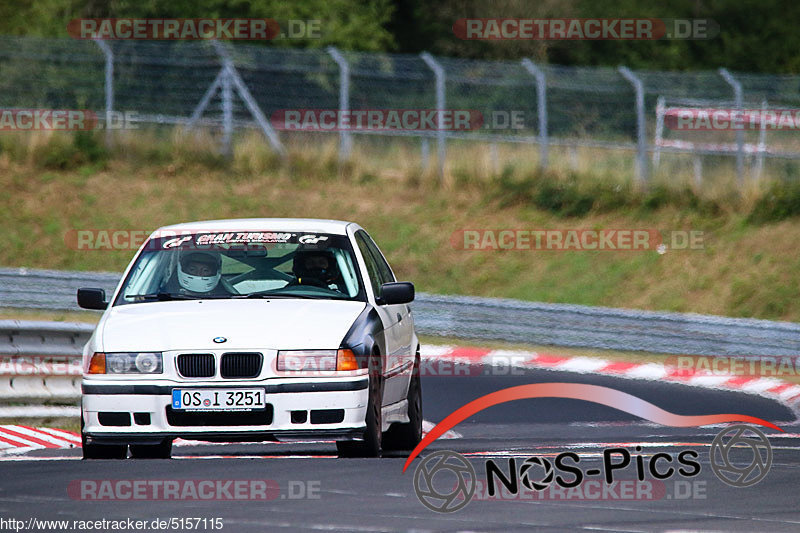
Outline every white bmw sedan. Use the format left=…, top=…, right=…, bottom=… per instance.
left=77, top=219, right=421, bottom=459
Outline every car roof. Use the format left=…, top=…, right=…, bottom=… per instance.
left=155, top=218, right=356, bottom=236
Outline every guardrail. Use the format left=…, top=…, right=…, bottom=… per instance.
left=0, top=319, right=90, bottom=416
left=0, top=268, right=120, bottom=312
left=416, top=293, right=800, bottom=357
left=3, top=267, right=800, bottom=356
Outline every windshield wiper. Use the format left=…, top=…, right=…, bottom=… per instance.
left=242, top=292, right=322, bottom=300
left=127, top=292, right=197, bottom=301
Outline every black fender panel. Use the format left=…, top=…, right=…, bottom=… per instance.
left=340, top=305, right=387, bottom=372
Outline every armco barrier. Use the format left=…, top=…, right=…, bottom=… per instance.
left=0, top=320, right=90, bottom=409
left=0, top=268, right=120, bottom=312
left=0, top=319, right=93, bottom=357
left=3, top=267, right=799, bottom=356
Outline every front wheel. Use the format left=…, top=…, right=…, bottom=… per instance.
left=338, top=359, right=382, bottom=458
left=81, top=416, right=127, bottom=459
left=383, top=359, right=422, bottom=451
left=82, top=435, right=128, bottom=459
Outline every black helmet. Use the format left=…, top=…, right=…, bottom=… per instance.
left=292, top=250, right=338, bottom=285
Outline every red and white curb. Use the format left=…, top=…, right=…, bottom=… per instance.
left=0, top=423, right=457, bottom=455
left=421, top=346, right=800, bottom=417
left=0, top=425, right=81, bottom=454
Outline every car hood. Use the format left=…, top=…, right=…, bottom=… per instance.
left=97, top=299, right=366, bottom=352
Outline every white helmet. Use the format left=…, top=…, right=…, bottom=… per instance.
left=177, top=251, right=221, bottom=293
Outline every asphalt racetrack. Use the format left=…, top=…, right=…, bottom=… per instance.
left=2, top=366, right=799, bottom=532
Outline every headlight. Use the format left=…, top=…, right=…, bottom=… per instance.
left=135, top=352, right=161, bottom=373
left=88, top=352, right=163, bottom=374
left=277, top=349, right=359, bottom=372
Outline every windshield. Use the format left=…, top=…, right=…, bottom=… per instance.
left=113, top=231, right=364, bottom=305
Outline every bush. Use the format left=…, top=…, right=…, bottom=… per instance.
left=749, top=180, right=800, bottom=223
left=73, top=131, right=107, bottom=164
left=533, top=179, right=595, bottom=217
left=490, top=167, right=732, bottom=218
left=494, top=169, right=629, bottom=217
left=33, top=132, right=107, bottom=170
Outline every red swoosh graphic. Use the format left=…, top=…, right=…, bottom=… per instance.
left=403, top=382, right=783, bottom=472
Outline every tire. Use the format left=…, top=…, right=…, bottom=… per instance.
left=383, top=356, right=423, bottom=451
left=82, top=435, right=128, bottom=459
left=81, top=416, right=127, bottom=459
left=338, top=353, right=382, bottom=458
left=130, top=439, right=173, bottom=459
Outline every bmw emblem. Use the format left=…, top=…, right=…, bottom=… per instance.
left=213, top=337, right=227, bottom=344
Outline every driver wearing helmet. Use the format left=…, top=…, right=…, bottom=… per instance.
left=166, top=250, right=229, bottom=296
left=289, top=250, right=341, bottom=290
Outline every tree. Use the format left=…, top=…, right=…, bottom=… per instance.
left=0, top=0, right=396, bottom=51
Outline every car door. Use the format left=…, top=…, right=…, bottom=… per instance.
left=356, top=230, right=414, bottom=405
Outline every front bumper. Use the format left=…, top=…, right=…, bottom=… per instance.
left=82, top=375, right=369, bottom=444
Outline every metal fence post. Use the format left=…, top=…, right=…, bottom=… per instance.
left=211, top=41, right=235, bottom=157
left=211, top=41, right=285, bottom=158
left=421, top=52, right=446, bottom=184
left=227, top=66, right=286, bottom=157
left=220, top=62, right=233, bottom=158
left=754, top=100, right=767, bottom=181
left=327, top=47, right=352, bottom=162
left=187, top=70, right=224, bottom=130
left=521, top=59, right=548, bottom=169
left=693, top=156, right=703, bottom=188
left=421, top=138, right=430, bottom=171
left=618, top=67, right=648, bottom=185
left=653, top=96, right=665, bottom=169
left=93, top=39, right=113, bottom=146
left=568, top=146, right=579, bottom=170
left=719, top=68, right=744, bottom=184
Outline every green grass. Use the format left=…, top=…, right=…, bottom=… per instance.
left=0, top=417, right=80, bottom=432
left=2, top=129, right=800, bottom=321
left=0, top=308, right=99, bottom=323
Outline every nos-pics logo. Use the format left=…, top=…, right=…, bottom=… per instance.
left=413, top=425, right=773, bottom=513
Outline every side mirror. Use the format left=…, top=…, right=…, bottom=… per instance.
left=77, top=288, right=108, bottom=310
left=378, top=282, right=414, bottom=305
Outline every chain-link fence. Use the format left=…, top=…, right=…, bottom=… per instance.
left=2, top=36, right=800, bottom=184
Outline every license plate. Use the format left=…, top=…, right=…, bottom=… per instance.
left=172, top=389, right=266, bottom=411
